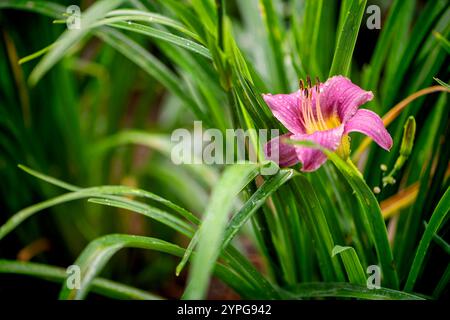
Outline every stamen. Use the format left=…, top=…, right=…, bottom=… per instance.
left=305, top=98, right=315, bottom=132
left=297, top=83, right=307, bottom=129
left=315, top=96, right=327, bottom=130
left=298, top=100, right=306, bottom=127
left=299, top=79, right=304, bottom=91
left=297, top=76, right=340, bottom=134
left=300, top=97, right=309, bottom=130
left=315, top=77, right=320, bottom=93
left=302, top=98, right=311, bottom=126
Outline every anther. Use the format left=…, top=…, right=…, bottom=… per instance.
left=306, top=75, right=312, bottom=89
left=299, top=79, right=304, bottom=91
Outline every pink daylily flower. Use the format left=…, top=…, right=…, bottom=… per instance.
left=263, top=75, right=392, bottom=172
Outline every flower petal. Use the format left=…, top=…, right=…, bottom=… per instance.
left=344, top=109, right=393, bottom=151
left=263, top=92, right=305, bottom=134
left=264, top=134, right=300, bottom=167
left=292, top=125, right=344, bottom=172
left=320, top=76, right=373, bottom=122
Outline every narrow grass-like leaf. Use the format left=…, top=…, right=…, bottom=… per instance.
left=292, top=175, right=345, bottom=282
left=18, top=43, right=55, bottom=65
left=362, top=0, right=413, bottom=96
left=0, top=0, right=64, bottom=19
left=281, top=282, right=425, bottom=300
left=287, top=137, right=398, bottom=288
left=434, top=77, right=450, bottom=90
left=17, top=164, right=199, bottom=224
left=327, top=153, right=400, bottom=289
left=332, top=245, right=366, bottom=285
left=428, top=224, right=450, bottom=256
left=329, top=0, right=367, bottom=77
left=275, top=144, right=346, bottom=281
left=91, top=130, right=218, bottom=187
left=0, top=184, right=198, bottom=240
left=182, top=163, right=261, bottom=299
left=381, top=0, right=447, bottom=109
left=29, top=0, right=126, bottom=85
left=95, top=28, right=209, bottom=126
left=16, top=166, right=276, bottom=297
left=105, top=9, right=201, bottom=41
left=221, top=169, right=296, bottom=250
left=297, top=0, right=326, bottom=78
left=0, top=1, right=212, bottom=124
left=433, top=264, right=450, bottom=299
left=18, top=164, right=79, bottom=191
left=57, top=234, right=252, bottom=300
left=433, top=31, right=450, bottom=53
left=96, top=20, right=211, bottom=59
left=404, top=187, right=450, bottom=291
left=393, top=94, right=449, bottom=276
left=259, top=0, right=288, bottom=91
left=0, top=259, right=162, bottom=300
left=88, top=197, right=194, bottom=237
left=160, top=0, right=206, bottom=42
left=191, top=0, right=216, bottom=34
